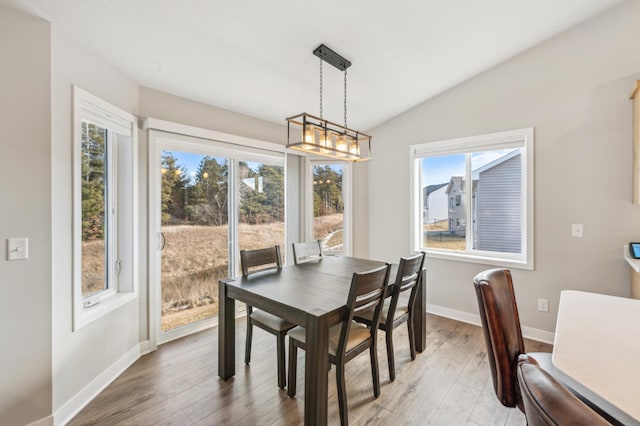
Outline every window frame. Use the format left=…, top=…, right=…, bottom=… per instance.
left=410, top=127, right=534, bottom=270
left=72, top=86, right=138, bottom=330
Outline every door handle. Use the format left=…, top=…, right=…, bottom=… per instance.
left=160, top=232, right=166, bottom=251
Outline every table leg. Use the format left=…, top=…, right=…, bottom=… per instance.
left=218, top=279, right=236, bottom=380
left=304, top=314, right=329, bottom=425
left=413, top=268, right=427, bottom=352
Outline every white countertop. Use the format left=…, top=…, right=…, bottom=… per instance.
left=552, top=290, right=640, bottom=425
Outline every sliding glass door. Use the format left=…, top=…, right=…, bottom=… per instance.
left=150, top=129, right=285, bottom=345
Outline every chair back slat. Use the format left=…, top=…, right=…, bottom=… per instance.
left=240, top=246, right=282, bottom=277
left=292, top=240, right=323, bottom=265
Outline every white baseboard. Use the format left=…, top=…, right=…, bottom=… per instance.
left=54, top=341, right=150, bottom=426
left=427, top=303, right=555, bottom=345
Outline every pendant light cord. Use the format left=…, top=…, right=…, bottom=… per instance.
left=344, top=68, right=348, bottom=128
left=319, top=57, right=323, bottom=120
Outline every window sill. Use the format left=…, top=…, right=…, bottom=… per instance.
left=425, top=249, right=533, bottom=271
left=73, top=292, right=137, bottom=331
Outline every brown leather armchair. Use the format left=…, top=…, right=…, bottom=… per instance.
left=517, top=355, right=611, bottom=425
left=473, top=268, right=553, bottom=411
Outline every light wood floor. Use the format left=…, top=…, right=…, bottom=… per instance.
left=69, top=314, right=551, bottom=425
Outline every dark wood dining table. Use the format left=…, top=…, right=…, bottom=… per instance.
left=218, top=255, right=426, bottom=426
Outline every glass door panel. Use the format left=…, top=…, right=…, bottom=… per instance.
left=238, top=161, right=285, bottom=255
left=160, top=150, right=229, bottom=332
left=313, top=164, right=344, bottom=253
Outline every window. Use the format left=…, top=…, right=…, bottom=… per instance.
left=411, top=128, right=534, bottom=269
left=310, top=161, right=352, bottom=255
left=73, top=87, right=138, bottom=330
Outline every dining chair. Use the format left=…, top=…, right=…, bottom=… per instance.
left=354, top=252, right=425, bottom=381
left=240, top=245, right=295, bottom=389
left=473, top=268, right=554, bottom=411
left=292, top=239, right=323, bottom=265
left=517, top=354, right=611, bottom=425
left=287, top=263, right=391, bottom=426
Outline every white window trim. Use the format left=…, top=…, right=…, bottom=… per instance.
left=410, top=127, right=534, bottom=270
left=72, top=86, right=139, bottom=330
left=307, top=158, right=353, bottom=256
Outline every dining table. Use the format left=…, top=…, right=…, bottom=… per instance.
left=218, top=255, right=426, bottom=426
left=552, top=290, right=640, bottom=425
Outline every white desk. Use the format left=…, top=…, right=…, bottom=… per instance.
left=553, top=290, right=640, bottom=425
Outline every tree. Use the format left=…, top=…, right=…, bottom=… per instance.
left=188, top=156, right=229, bottom=225
left=161, top=152, right=189, bottom=224
left=313, top=165, right=343, bottom=217
left=81, top=123, right=106, bottom=240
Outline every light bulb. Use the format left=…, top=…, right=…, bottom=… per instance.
left=350, top=141, right=360, bottom=156
left=336, top=136, right=347, bottom=153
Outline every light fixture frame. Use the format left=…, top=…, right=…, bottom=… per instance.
left=286, top=44, right=371, bottom=162
left=286, top=112, right=372, bottom=162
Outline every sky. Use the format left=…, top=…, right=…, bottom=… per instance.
left=422, top=148, right=518, bottom=187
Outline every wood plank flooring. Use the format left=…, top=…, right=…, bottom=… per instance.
left=68, top=314, right=551, bottom=425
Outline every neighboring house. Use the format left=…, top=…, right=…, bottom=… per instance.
left=423, top=183, right=448, bottom=226
left=472, top=151, right=522, bottom=253
left=444, top=150, right=522, bottom=250
left=446, top=176, right=467, bottom=236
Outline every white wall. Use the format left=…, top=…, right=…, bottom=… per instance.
left=0, top=7, right=52, bottom=426
left=51, top=27, right=141, bottom=419
left=368, top=0, right=640, bottom=334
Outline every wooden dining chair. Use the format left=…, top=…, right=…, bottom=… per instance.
left=240, top=245, right=295, bottom=389
left=517, top=354, right=611, bottom=425
left=287, top=263, right=391, bottom=426
left=354, top=252, right=425, bottom=381
left=292, top=240, right=323, bottom=265
left=473, top=268, right=554, bottom=411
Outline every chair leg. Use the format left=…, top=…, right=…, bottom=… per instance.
left=336, top=362, right=349, bottom=426
left=245, top=317, right=253, bottom=365
left=386, top=330, right=396, bottom=381
left=370, top=343, right=381, bottom=398
left=287, top=339, right=297, bottom=398
left=276, top=332, right=286, bottom=389
left=407, top=317, right=416, bottom=360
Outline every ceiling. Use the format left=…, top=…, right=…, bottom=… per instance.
left=0, top=0, right=625, bottom=130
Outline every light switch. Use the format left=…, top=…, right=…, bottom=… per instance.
left=7, top=238, right=29, bottom=261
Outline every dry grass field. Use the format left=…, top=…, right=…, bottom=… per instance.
left=81, top=215, right=344, bottom=332
left=424, top=231, right=466, bottom=250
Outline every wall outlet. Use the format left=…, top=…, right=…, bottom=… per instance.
left=537, top=298, right=549, bottom=312
left=571, top=223, right=584, bottom=238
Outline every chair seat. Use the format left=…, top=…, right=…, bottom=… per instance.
left=288, top=321, right=371, bottom=356
left=251, top=309, right=295, bottom=331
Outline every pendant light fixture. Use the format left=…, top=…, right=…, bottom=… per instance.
left=286, top=44, right=371, bottom=162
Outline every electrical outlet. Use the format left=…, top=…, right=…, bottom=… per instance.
left=537, top=298, right=549, bottom=312
left=571, top=224, right=584, bottom=238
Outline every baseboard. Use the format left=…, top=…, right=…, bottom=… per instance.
left=54, top=340, right=150, bottom=426
left=426, top=303, right=555, bottom=345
